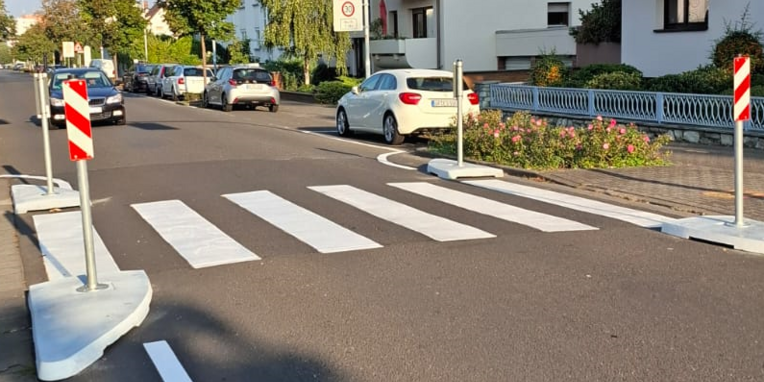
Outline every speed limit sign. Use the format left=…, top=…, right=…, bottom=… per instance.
left=333, top=0, right=363, bottom=32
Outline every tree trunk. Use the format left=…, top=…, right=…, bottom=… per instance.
left=201, top=32, right=207, bottom=85
left=303, top=55, right=310, bottom=87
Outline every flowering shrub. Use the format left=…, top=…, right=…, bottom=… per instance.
left=429, top=110, right=671, bottom=170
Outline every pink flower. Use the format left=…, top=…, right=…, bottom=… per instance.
left=513, top=151, right=520, bottom=156
left=499, top=123, right=506, bottom=129
left=560, top=130, right=567, bottom=138
left=569, top=131, right=576, bottom=138
left=603, top=143, right=610, bottom=150
left=587, top=124, right=593, bottom=130
left=512, top=135, right=521, bottom=143
left=627, top=145, right=635, bottom=153
left=576, top=144, right=582, bottom=150
left=483, top=123, right=490, bottom=130
left=610, top=119, right=617, bottom=127
left=597, top=115, right=603, bottom=121
left=643, top=136, right=650, bottom=143
left=619, top=128, right=626, bottom=135
left=536, top=119, right=543, bottom=126
left=606, top=127, right=612, bottom=133
left=512, top=126, right=519, bottom=131
left=493, top=130, right=500, bottom=138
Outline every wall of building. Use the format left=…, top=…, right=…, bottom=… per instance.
left=621, top=0, right=763, bottom=77
left=227, top=0, right=283, bottom=62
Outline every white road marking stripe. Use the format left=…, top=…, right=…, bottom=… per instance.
left=464, top=179, right=675, bottom=228
left=309, top=185, right=495, bottom=242
left=299, top=130, right=417, bottom=171
left=144, top=341, right=193, bottom=382
left=389, top=182, right=598, bottom=232
left=224, top=190, right=383, bottom=253
left=33, top=212, right=121, bottom=281
left=131, top=200, right=260, bottom=268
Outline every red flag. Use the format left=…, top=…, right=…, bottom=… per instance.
left=380, top=0, right=388, bottom=35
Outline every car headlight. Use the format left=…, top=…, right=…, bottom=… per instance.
left=106, top=94, right=122, bottom=104
left=50, top=97, right=64, bottom=107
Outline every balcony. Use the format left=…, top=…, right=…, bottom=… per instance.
left=495, top=26, right=575, bottom=57
left=370, top=37, right=437, bottom=69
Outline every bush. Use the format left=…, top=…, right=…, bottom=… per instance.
left=263, top=58, right=304, bottom=91
left=721, top=85, right=764, bottom=97
left=569, top=0, right=621, bottom=44
left=429, top=110, right=671, bottom=170
left=584, top=71, right=642, bottom=91
left=645, top=65, right=730, bottom=94
left=711, top=6, right=764, bottom=74
left=311, top=63, right=339, bottom=85
left=530, top=51, right=568, bottom=87
left=315, top=81, right=352, bottom=104
left=568, top=63, right=642, bottom=87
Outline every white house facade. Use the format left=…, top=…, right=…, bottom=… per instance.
left=621, top=0, right=763, bottom=77
left=365, top=0, right=594, bottom=73
left=142, top=3, right=173, bottom=37
left=227, top=0, right=283, bottom=63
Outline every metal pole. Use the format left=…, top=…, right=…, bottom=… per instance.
left=455, top=59, right=464, bottom=167
left=363, top=0, right=371, bottom=78
left=143, top=28, right=149, bottom=62
left=212, top=40, right=217, bottom=72
left=76, top=160, right=102, bottom=292
left=37, top=73, right=55, bottom=195
left=734, top=119, right=744, bottom=226
left=33, top=73, right=41, bottom=120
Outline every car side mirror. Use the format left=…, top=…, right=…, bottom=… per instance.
left=211, top=77, right=217, bottom=82
left=351, top=86, right=360, bottom=95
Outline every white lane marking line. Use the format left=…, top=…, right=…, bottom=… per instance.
left=309, top=185, right=495, bottom=242
left=33, top=212, right=121, bottom=281
left=144, top=341, right=193, bottom=382
left=0, top=174, right=73, bottom=190
left=389, top=182, right=598, bottom=232
left=300, top=130, right=417, bottom=171
left=465, top=179, right=676, bottom=228
left=224, top=190, right=382, bottom=253
left=131, top=200, right=260, bottom=268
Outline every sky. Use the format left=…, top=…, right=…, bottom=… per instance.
left=6, top=0, right=157, bottom=17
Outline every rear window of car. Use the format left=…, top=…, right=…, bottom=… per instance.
left=136, top=64, right=153, bottom=73
left=406, top=77, right=469, bottom=92
left=233, top=69, right=272, bottom=83
left=183, top=68, right=212, bottom=77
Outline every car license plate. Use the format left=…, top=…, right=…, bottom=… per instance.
left=245, top=84, right=262, bottom=90
left=431, top=99, right=457, bottom=107
left=89, top=106, right=102, bottom=114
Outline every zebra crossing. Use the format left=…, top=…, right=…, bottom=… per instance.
left=32, top=179, right=673, bottom=279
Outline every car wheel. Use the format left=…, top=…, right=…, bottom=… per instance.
left=202, top=92, right=209, bottom=108
left=115, top=117, right=126, bottom=126
left=171, top=87, right=178, bottom=101
left=269, top=104, right=279, bottom=113
left=336, top=109, right=351, bottom=136
left=47, top=119, right=59, bottom=130
left=222, top=94, right=232, bottom=112
left=383, top=113, right=405, bottom=145
left=157, top=87, right=163, bottom=99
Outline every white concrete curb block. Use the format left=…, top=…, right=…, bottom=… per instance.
left=11, top=185, right=81, bottom=214
left=662, top=215, right=764, bottom=255
left=29, top=270, right=153, bottom=381
left=427, top=158, right=504, bottom=180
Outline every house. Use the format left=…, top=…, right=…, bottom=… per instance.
left=621, top=0, right=763, bottom=77
left=227, top=0, right=283, bottom=62
left=362, top=0, right=594, bottom=74
left=5, top=14, right=40, bottom=48
left=142, top=1, right=173, bottom=37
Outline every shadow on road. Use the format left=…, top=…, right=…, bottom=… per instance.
left=129, top=122, right=179, bottom=131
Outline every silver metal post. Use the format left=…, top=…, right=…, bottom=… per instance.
left=455, top=60, right=464, bottom=167
left=75, top=160, right=104, bottom=292
left=143, top=28, right=149, bottom=61
left=734, top=120, right=744, bottom=226
left=363, top=0, right=371, bottom=78
left=37, top=73, right=55, bottom=195
left=33, top=73, right=41, bottom=120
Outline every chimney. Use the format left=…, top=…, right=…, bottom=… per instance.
left=143, top=1, right=149, bottom=10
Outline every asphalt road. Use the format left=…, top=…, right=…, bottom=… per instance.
left=1, top=69, right=764, bottom=382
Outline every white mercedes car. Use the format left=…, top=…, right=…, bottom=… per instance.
left=335, top=69, right=480, bottom=145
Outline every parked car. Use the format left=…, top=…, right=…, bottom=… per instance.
left=13, top=63, right=24, bottom=71
left=147, top=64, right=173, bottom=97
left=202, top=64, right=280, bottom=112
left=123, top=63, right=156, bottom=93
left=335, top=69, right=479, bottom=145
left=48, top=68, right=126, bottom=128
left=160, top=65, right=213, bottom=101
left=89, top=59, right=117, bottom=83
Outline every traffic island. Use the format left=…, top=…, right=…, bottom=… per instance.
left=28, top=270, right=152, bottom=381
left=11, top=185, right=81, bottom=214
left=661, top=216, right=764, bottom=255
left=427, top=158, right=504, bottom=180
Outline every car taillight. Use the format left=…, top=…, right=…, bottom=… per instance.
left=178, top=77, right=185, bottom=85
left=270, top=80, right=276, bottom=87
left=399, top=92, right=421, bottom=105
left=468, top=92, right=479, bottom=105
left=228, top=79, right=237, bottom=87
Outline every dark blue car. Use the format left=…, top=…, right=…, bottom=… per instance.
left=48, top=68, right=126, bottom=128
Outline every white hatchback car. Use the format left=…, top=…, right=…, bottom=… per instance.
left=160, top=65, right=213, bottom=100
left=336, top=69, right=480, bottom=145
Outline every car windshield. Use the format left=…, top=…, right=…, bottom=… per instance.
left=233, top=69, right=271, bottom=83
left=406, top=77, right=468, bottom=92
left=51, top=71, right=112, bottom=90
left=183, top=68, right=213, bottom=77
left=136, top=64, right=153, bottom=73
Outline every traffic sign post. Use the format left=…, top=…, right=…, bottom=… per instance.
left=454, top=60, right=464, bottom=167
left=63, top=79, right=105, bottom=292
left=36, top=73, right=54, bottom=195
left=333, top=0, right=370, bottom=78
left=732, top=55, right=751, bottom=227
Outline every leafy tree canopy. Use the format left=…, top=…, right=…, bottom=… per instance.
left=79, top=0, right=147, bottom=55
left=0, top=0, right=15, bottom=41
left=41, top=0, right=96, bottom=47
left=570, top=0, right=621, bottom=45
left=12, top=23, right=56, bottom=63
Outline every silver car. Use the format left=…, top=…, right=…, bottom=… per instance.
left=202, top=64, right=280, bottom=112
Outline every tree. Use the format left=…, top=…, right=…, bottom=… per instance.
left=570, top=0, right=621, bottom=45
left=227, top=38, right=250, bottom=64
left=40, top=0, right=96, bottom=52
left=0, top=0, right=15, bottom=41
left=12, top=23, right=56, bottom=63
left=0, top=44, right=12, bottom=64
left=79, top=0, right=148, bottom=60
left=261, top=0, right=351, bottom=85
left=158, top=0, right=239, bottom=83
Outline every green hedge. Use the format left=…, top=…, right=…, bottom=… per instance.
left=568, top=63, right=641, bottom=88
left=315, top=76, right=362, bottom=104
left=585, top=71, right=642, bottom=90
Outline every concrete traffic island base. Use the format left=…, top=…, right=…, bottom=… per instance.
left=661, top=216, right=764, bottom=255
left=427, top=158, right=504, bottom=180
left=28, top=270, right=152, bottom=381
left=11, top=185, right=81, bottom=214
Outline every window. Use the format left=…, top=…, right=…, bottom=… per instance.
left=389, top=11, right=398, bottom=38
left=406, top=77, right=469, bottom=92
left=547, top=3, right=570, bottom=26
left=240, top=29, right=248, bottom=40
left=663, top=0, right=708, bottom=31
left=412, top=7, right=432, bottom=38
left=377, top=74, right=397, bottom=91
left=359, top=75, right=382, bottom=92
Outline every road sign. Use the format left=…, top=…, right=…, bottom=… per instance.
left=74, top=42, right=83, bottom=54
left=63, top=80, right=94, bottom=161
left=734, top=56, right=751, bottom=122
left=333, top=0, right=363, bottom=32
left=62, top=41, right=75, bottom=58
